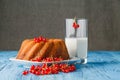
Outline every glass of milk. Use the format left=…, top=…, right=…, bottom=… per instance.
left=77, top=19, right=88, bottom=59
left=65, top=19, right=77, bottom=58
left=65, top=18, right=88, bottom=63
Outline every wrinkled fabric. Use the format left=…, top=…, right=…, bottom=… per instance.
left=0, top=51, right=120, bottom=80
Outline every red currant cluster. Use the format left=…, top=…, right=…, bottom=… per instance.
left=31, top=57, right=63, bottom=62
left=22, top=63, right=76, bottom=75
left=34, top=36, right=47, bottom=43
left=73, top=17, right=79, bottom=29
left=73, top=22, right=79, bottom=29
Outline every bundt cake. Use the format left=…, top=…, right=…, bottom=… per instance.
left=16, top=37, right=69, bottom=61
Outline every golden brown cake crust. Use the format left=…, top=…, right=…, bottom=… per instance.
left=16, top=38, right=69, bottom=61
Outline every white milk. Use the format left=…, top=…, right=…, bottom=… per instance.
left=77, top=38, right=88, bottom=59
left=65, top=38, right=77, bottom=58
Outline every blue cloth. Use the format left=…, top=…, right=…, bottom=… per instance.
left=0, top=51, right=120, bottom=80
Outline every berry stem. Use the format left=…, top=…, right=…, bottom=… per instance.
left=74, top=28, right=77, bottom=37
left=72, top=17, right=79, bottom=37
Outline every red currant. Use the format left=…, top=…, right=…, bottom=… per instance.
left=42, top=38, right=47, bottom=42
left=31, top=70, right=36, bottom=74
left=39, top=36, right=43, bottom=41
left=22, top=70, right=29, bottom=75
left=41, top=70, right=45, bottom=75
left=30, top=65, right=35, bottom=70
left=64, top=69, right=69, bottom=73
left=52, top=64, right=59, bottom=71
left=35, top=71, right=40, bottom=75
left=36, top=65, right=42, bottom=71
left=51, top=69, right=58, bottom=74
left=73, top=21, right=79, bottom=29
left=36, top=57, right=42, bottom=62
left=42, top=63, right=48, bottom=69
